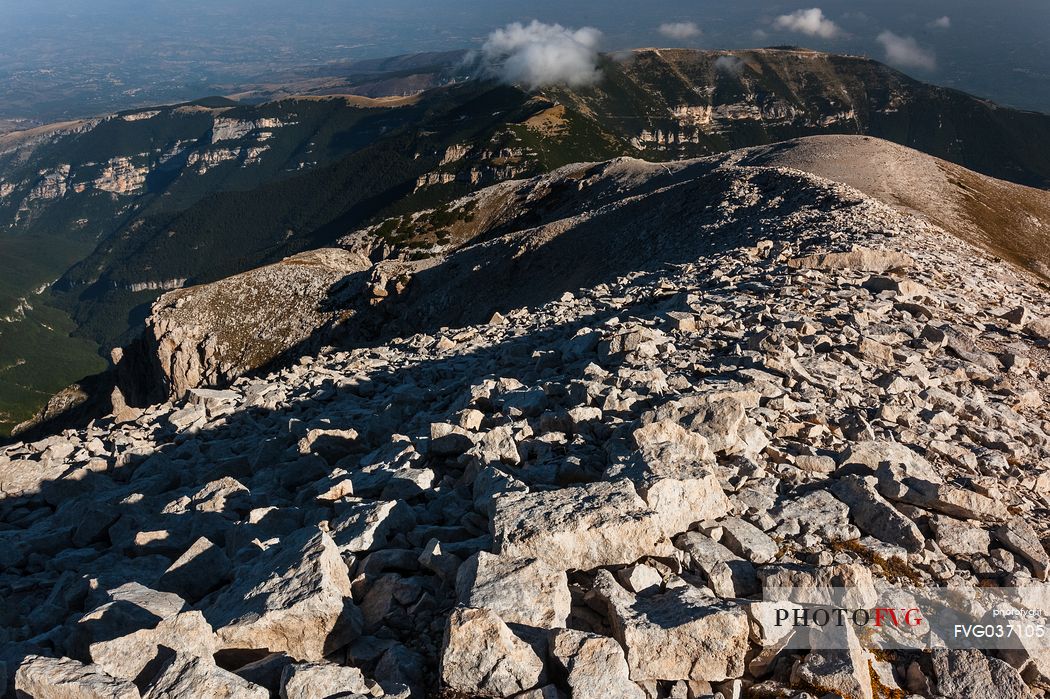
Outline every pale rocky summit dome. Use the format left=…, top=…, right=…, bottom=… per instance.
left=2, top=137, right=1050, bottom=698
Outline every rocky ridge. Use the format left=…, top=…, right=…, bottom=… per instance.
left=129, top=137, right=1050, bottom=410
left=2, top=156, right=1050, bottom=698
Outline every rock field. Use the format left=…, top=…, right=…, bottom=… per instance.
left=2, top=152, right=1050, bottom=698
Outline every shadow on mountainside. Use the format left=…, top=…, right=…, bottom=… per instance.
left=0, top=180, right=847, bottom=693
left=5, top=160, right=835, bottom=444
left=0, top=276, right=692, bottom=694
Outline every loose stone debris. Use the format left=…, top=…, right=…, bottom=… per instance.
left=2, top=155, right=1050, bottom=698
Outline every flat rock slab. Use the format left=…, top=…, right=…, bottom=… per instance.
left=492, top=480, right=674, bottom=570
left=787, top=246, right=914, bottom=273
left=455, top=552, right=570, bottom=629
left=280, top=661, right=375, bottom=699
left=593, top=570, right=749, bottom=683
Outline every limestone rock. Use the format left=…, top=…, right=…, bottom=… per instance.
left=207, top=528, right=357, bottom=661
left=15, top=655, right=140, bottom=699
left=329, top=500, right=415, bottom=554
left=593, top=570, right=749, bottom=682
left=760, top=564, right=877, bottom=609
left=932, top=649, right=1035, bottom=699
left=832, top=476, right=925, bottom=553
left=492, top=480, right=674, bottom=569
left=440, top=607, right=545, bottom=697
left=455, top=552, right=570, bottom=629
left=675, top=532, right=758, bottom=598
left=279, top=661, right=374, bottom=699
left=792, top=624, right=873, bottom=699
left=879, top=478, right=1009, bottom=521
left=549, top=629, right=645, bottom=699
left=157, top=536, right=233, bottom=603
left=993, top=517, right=1050, bottom=580
left=718, top=516, right=779, bottom=564
left=788, top=246, right=914, bottom=273
left=72, top=583, right=218, bottom=681
left=143, top=653, right=268, bottom=699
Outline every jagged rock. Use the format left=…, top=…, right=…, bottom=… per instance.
left=879, top=477, right=1009, bottom=521
left=206, top=528, right=357, bottom=661
left=0, top=458, right=66, bottom=499
left=279, top=661, right=374, bottom=699
left=157, top=536, right=233, bottom=603
left=592, top=570, right=749, bottom=682
left=717, top=516, right=779, bottom=564
left=1026, top=318, right=1050, bottom=342
left=832, top=476, right=925, bottom=553
left=440, top=607, right=545, bottom=697
left=675, top=532, right=758, bottom=598
left=932, top=516, right=991, bottom=557
left=15, top=655, right=140, bottom=699
left=862, top=274, right=928, bottom=299
left=143, top=653, right=268, bottom=699
left=329, top=499, right=415, bottom=554
left=72, top=583, right=217, bottom=681
left=492, top=480, right=675, bottom=569
left=632, top=419, right=714, bottom=464
left=791, top=624, right=873, bottom=699
left=772, top=490, right=857, bottom=543
left=616, top=564, right=663, bottom=596
left=847, top=441, right=942, bottom=483
left=932, top=649, right=1035, bottom=699
left=298, top=427, right=361, bottom=463
left=760, top=564, right=877, bottom=609
left=624, top=420, right=730, bottom=534
left=549, top=629, right=645, bottom=699
left=993, top=517, right=1050, bottom=580
left=455, top=552, right=570, bottom=628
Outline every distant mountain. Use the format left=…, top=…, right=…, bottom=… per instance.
left=3, top=47, right=1050, bottom=434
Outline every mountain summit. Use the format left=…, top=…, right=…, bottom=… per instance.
left=2, top=132, right=1050, bottom=697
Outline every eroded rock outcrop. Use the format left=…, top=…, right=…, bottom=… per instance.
left=144, top=248, right=371, bottom=399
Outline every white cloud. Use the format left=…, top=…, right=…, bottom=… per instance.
left=474, top=21, right=603, bottom=89
left=714, top=55, right=745, bottom=74
left=877, top=31, right=937, bottom=71
left=928, top=16, right=951, bottom=29
left=773, top=8, right=842, bottom=39
left=659, top=21, right=701, bottom=40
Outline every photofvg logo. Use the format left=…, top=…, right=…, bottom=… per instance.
left=762, top=586, right=1050, bottom=651
left=774, top=605, right=924, bottom=631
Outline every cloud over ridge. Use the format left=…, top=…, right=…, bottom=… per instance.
left=877, top=31, right=937, bottom=71
left=475, top=21, right=603, bottom=89
left=773, top=8, right=842, bottom=39
left=659, top=22, right=701, bottom=40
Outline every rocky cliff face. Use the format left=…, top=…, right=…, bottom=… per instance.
left=2, top=143, right=1049, bottom=698
left=143, top=248, right=371, bottom=400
